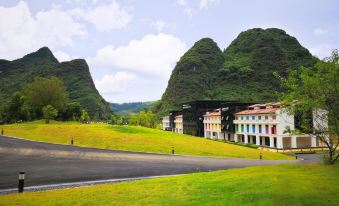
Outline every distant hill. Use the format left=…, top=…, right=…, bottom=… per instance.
left=0, top=47, right=111, bottom=119
left=111, top=102, right=155, bottom=116
left=156, top=28, right=318, bottom=116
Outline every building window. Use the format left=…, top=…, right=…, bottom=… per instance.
left=235, top=116, right=238, bottom=120
left=252, top=125, right=255, bottom=133
left=271, top=125, right=277, bottom=135
left=265, top=125, right=269, bottom=134
left=246, top=116, right=249, bottom=120
left=246, top=125, right=249, bottom=133
left=272, top=115, right=276, bottom=120
left=252, top=116, right=255, bottom=120
left=241, top=116, right=244, bottom=120
left=259, top=125, right=262, bottom=134
left=265, top=116, right=268, bottom=120
left=235, top=125, right=238, bottom=132
left=258, top=116, right=262, bottom=120
left=241, top=124, right=244, bottom=132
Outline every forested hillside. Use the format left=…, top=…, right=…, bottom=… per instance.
left=156, top=28, right=318, bottom=116
left=110, top=101, right=155, bottom=116
left=0, top=47, right=111, bottom=119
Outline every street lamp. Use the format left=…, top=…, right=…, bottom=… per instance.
left=18, top=171, right=25, bottom=193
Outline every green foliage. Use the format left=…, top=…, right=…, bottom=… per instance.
left=24, top=76, right=68, bottom=115
left=0, top=47, right=111, bottom=119
left=80, top=110, right=90, bottom=122
left=62, top=102, right=83, bottom=121
left=129, top=110, right=156, bottom=128
left=118, top=116, right=127, bottom=125
left=157, top=38, right=225, bottom=116
left=277, top=50, right=339, bottom=164
left=42, top=105, right=58, bottom=124
left=110, top=114, right=117, bottom=124
left=156, top=28, right=317, bottom=116
left=4, top=92, right=30, bottom=122
left=110, top=101, right=155, bottom=116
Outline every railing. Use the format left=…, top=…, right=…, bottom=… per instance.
left=233, top=119, right=278, bottom=124
left=203, top=120, right=221, bottom=124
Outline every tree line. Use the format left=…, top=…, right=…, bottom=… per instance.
left=110, top=110, right=157, bottom=129
left=0, top=76, right=90, bottom=124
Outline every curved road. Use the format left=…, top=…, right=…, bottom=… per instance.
left=0, top=135, right=298, bottom=192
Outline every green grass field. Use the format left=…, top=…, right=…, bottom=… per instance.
left=0, top=164, right=337, bottom=206
left=2, top=121, right=292, bottom=160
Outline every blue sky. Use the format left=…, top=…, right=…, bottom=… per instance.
left=1, top=0, right=338, bottom=103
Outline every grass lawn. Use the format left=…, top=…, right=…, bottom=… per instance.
left=2, top=121, right=291, bottom=160
left=0, top=164, right=337, bottom=206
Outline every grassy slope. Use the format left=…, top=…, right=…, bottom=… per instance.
left=0, top=164, right=338, bottom=206
left=2, top=121, right=291, bottom=160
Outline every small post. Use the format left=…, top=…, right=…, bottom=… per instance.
left=18, top=171, right=25, bottom=193
left=260, top=151, right=262, bottom=160
left=171, top=146, right=174, bottom=155
left=295, top=155, right=298, bottom=160
left=1, top=128, right=3, bottom=135
left=71, top=137, right=74, bottom=145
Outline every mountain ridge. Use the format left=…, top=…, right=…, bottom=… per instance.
left=156, top=28, right=318, bottom=116
left=0, top=47, right=111, bottom=119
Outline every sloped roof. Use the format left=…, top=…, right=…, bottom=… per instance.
left=235, top=108, right=279, bottom=115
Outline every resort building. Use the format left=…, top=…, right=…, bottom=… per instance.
left=161, top=116, right=171, bottom=131
left=233, top=102, right=321, bottom=149
left=181, top=100, right=253, bottom=137
left=203, top=109, right=223, bottom=139
left=174, top=114, right=183, bottom=134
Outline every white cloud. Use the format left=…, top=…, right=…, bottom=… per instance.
left=91, top=33, right=187, bottom=77
left=0, top=1, right=87, bottom=60
left=199, top=0, right=219, bottom=10
left=94, top=72, right=136, bottom=95
left=71, top=0, right=132, bottom=32
left=313, top=28, right=328, bottom=36
left=177, top=0, right=186, bottom=6
left=184, top=8, right=193, bottom=18
left=53, top=50, right=79, bottom=62
left=151, top=20, right=176, bottom=32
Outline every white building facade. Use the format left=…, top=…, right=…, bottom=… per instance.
left=162, top=116, right=171, bottom=131
left=233, top=103, right=320, bottom=149
left=174, top=115, right=183, bottom=134
left=203, top=109, right=223, bottom=139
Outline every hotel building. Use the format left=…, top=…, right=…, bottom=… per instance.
left=181, top=100, right=253, bottom=137
left=174, top=114, right=183, bottom=133
left=161, top=116, right=171, bottom=131
left=232, top=102, right=321, bottom=149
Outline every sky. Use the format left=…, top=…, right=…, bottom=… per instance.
left=0, top=0, right=338, bottom=103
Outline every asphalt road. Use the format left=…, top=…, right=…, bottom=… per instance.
left=0, top=135, right=298, bottom=191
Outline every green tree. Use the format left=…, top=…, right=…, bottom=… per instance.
left=6, top=92, right=30, bottom=122
left=277, top=50, right=339, bottom=164
left=110, top=115, right=118, bottom=124
left=42, top=105, right=58, bottom=124
left=24, top=77, right=68, bottom=117
left=62, top=102, right=83, bottom=121
left=128, top=114, right=140, bottom=126
left=118, top=116, right=127, bottom=125
left=80, top=109, right=90, bottom=122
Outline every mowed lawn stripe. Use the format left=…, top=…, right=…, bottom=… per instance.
left=0, top=164, right=337, bottom=206
left=3, top=121, right=292, bottom=160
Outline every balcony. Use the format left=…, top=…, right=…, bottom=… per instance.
left=233, top=119, right=278, bottom=124
left=203, top=120, right=221, bottom=124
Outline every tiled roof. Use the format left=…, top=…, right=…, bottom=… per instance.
left=235, top=108, right=279, bottom=115
left=248, top=102, right=282, bottom=108
left=204, top=110, right=221, bottom=116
